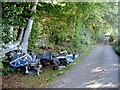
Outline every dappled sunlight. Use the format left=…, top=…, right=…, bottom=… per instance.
left=91, top=67, right=106, bottom=73
left=86, top=82, right=102, bottom=88
left=113, top=64, right=118, bottom=67
left=86, top=82, right=117, bottom=88
left=85, top=78, right=104, bottom=85
left=102, top=82, right=117, bottom=88
left=88, top=65, right=118, bottom=88
left=91, top=63, right=118, bottom=74
left=113, top=63, right=120, bottom=67
left=85, top=76, right=118, bottom=88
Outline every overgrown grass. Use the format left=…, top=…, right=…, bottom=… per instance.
left=22, top=45, right=97, bottom=88
left=0, top=61, right=3, bottom=68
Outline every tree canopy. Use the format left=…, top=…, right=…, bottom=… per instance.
left=1, top=1, right=118, bottom=53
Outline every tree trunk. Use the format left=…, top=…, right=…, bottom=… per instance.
left=16, top=27, right=24, bottom=44
left=21, top=0, right=38, bottom=53
left=21, top=19, right=33, bottom=53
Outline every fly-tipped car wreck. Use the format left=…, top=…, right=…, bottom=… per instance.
left=2, top=43, right=80, bottom=75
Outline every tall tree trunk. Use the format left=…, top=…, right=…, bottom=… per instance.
left=21, top=0, right=38, bottom=53
left=21, top=19, right=33, bottom=53
left=16, top=27, right=24, bottom=44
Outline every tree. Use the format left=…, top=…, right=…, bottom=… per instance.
left=2, top=1, right=118, bottom=53
left=2, top=1, right=39, bottom=53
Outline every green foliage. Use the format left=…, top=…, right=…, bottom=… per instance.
left=2, top=2, right=33, bottom=26
left=28, top=2, right=118, bottom=52
left=113, top=37, right=120, bottom=55
left=2, top=2, right=118, bottom=53
left=0, top=61, right=3, bottom=68
left=2, top=26, right=12, bottom=43
left=2, top=2, right=34, bottom=43
left=2, top=60, right=16, bottom=76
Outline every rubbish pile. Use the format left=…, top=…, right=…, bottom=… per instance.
left=1, top=44, right=82, bottom=76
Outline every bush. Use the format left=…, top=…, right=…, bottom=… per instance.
left=113, top=38, right=120, bottom=55
left=2, top=60, right=17, bottom=76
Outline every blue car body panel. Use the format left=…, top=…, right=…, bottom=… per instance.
left=10, top=54, right=35, bottom=69
left=66, top=56, right=74, bottom=63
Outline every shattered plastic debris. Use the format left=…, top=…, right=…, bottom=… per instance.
left=58, top=66, right=66, bottom=70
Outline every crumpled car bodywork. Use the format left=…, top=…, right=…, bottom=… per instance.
left=10, top=53, right=35, bottom=69
left=5, top=50, right=42, bottom=75
left=56, top=51, right=76, bottom=64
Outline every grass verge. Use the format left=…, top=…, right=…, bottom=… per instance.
left=21, top=44, right=97, bottom=88
left=0, top=61, right=3, bottom=76
left=0, top=61, right=2, bottom=68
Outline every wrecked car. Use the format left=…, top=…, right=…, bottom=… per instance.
left=57, top=51, right=76, bottom=64
left=4, top=50, right=42, bottom=75
left=36, top=51, right=71, bottom=70
left=36, top=51, right=60, bottom=70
